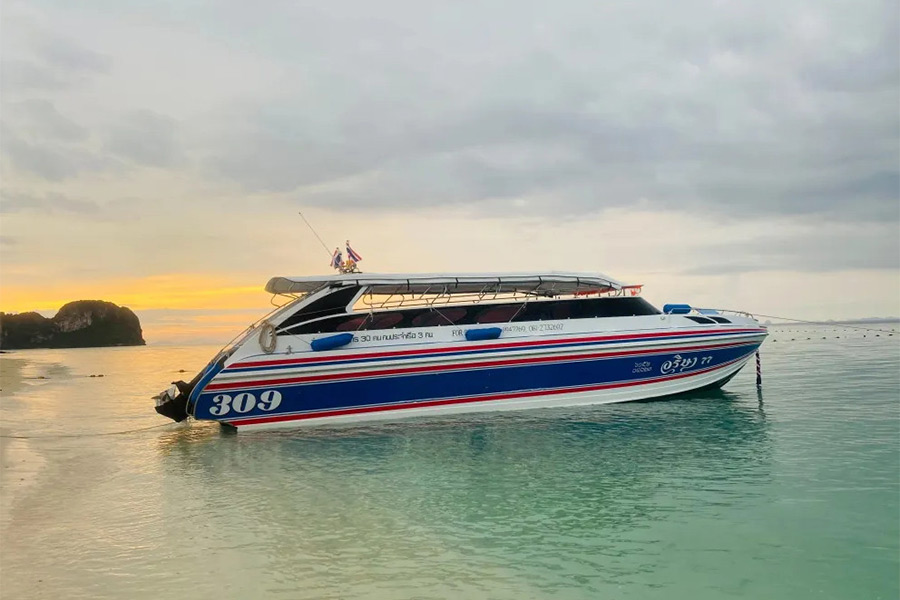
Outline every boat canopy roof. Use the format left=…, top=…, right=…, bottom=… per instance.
left=266, top=272, right=628, bottom=296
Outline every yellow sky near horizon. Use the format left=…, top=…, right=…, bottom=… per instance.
left=0, top=273, right=280, bottom=344
left=2, top=204, right=898, bottom=346
left=2, top=263, right=898, bottom=346
left=0, top=273, right=264, bottom=314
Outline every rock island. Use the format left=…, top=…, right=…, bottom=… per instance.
left=0, top=300, right=145, bottom=349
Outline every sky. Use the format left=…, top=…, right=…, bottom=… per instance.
left=1, top=0, right=898, bottom=344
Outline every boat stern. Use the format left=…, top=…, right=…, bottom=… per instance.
left=153, top=352, right=228, bottom=423
left=153, top=383, right=190, bottom=422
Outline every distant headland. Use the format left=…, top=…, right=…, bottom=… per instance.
left=0, top=300, right=145, bottom=349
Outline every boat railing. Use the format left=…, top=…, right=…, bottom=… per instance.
left=697, top=308, right=756, bottom=319
left=356, top=283, right=642, bottom=312
left=215, top=297, right=299, bottom=357
left=358, top=287, right=527, bottom=311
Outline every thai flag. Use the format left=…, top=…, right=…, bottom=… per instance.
left=331, top=248, right=342, bottom=269
left=346, top=241, right=362, bottom=263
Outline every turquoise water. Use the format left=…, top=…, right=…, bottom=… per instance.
left=0, top=325, right=897, bottom=599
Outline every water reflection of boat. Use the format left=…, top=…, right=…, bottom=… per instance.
left=154, top=392, right=772, bottom=554
left=154, top=272, right=767, bottom=431
left=156, top=390, right=771, bottom=475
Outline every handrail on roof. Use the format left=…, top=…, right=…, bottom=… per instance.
left=265, top=272, right=627, bottom=297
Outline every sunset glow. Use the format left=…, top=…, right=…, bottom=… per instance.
left=0, top=274, right=264, bottom=313
left=0, top=273, right=275, bottom=343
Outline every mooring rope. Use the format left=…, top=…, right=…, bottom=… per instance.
left=0, top=422, right=176, bottom=440
left=715, top=310, right=898, bottom=335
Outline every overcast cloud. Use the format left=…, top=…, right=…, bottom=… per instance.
left=0, top=0, right=897, bottom=335
left=3, top=1, right=897, bottom=218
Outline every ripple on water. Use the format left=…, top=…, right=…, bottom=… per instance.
left=0, top=335, right=897, bottom=599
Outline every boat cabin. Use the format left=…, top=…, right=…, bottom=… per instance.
left=266, top=272, right=661, bottom=336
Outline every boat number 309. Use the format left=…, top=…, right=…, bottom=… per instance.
left=209, top=390, right=283, bottom=416
left=661, top=354, right=713, bottom=375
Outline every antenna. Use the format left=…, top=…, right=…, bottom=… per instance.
left=298, top=211, right=333, bottom=258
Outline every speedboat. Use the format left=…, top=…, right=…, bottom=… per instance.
left=154, top=271, right=767, bottom=431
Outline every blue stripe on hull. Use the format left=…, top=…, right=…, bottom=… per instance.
left=225, top=329, right=762, bottom=373
left=193, top=342, right=760, bottom=423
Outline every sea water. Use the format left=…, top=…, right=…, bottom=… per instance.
left=0, top=325, right=897, bottom=599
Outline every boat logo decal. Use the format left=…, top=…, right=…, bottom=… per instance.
left=660, top=354, right=713, bottom=375
left=631, top=361, right=652, bottom=374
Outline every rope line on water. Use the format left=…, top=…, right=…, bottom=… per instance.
left=0, top=422, right=175, bottom=440
left=716, top=310, right=898, bottom=335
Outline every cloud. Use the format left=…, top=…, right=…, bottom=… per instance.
left=681, top=223, right=900, bottom=275
left=188, top=0, right=898, bottom=224
left=33, top=34, right=111, bottom=74
left=105, top=110, right=184, bottom=168
left=801, top=11, right=899, bottom=93
left=4, top=0, right=896, bottom=223
left=0, top=27, right=111, bottom=93
left=0, top=106, right=181, bottom=181
left=3, top=99, right=87, bottom=142
left=0, top=59, right=72, bottom=92
left=0, top=129, right=118, bottom=181
left=0, top=191, right=101, bottom=215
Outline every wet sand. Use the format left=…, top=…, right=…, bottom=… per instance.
left=0, top=355, right=27, bottom=397
left=0, top=356, right=49, bottom=530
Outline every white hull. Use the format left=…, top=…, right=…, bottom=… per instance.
left=231, top=353, right=752, bottom=432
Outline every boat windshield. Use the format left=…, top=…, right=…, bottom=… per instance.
left=276, top=286, right=362, bottom=333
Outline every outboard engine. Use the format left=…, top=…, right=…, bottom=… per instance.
left=153, top=352, right=229, bottom=422
left=153, top=374, right=200, bottom=422
left=153, top=365, right=209, bottom=422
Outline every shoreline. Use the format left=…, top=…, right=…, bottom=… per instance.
left=0, top=356, right=48, bottom=531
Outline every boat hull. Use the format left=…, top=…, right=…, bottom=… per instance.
left=190, top=331, right=765, bottom=431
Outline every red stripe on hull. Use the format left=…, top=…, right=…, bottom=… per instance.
left=228, top=328, right=765, bottom=371
left=226, top=355, right=747, bottom=427
left=207, top=340, right=757, bottom=391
